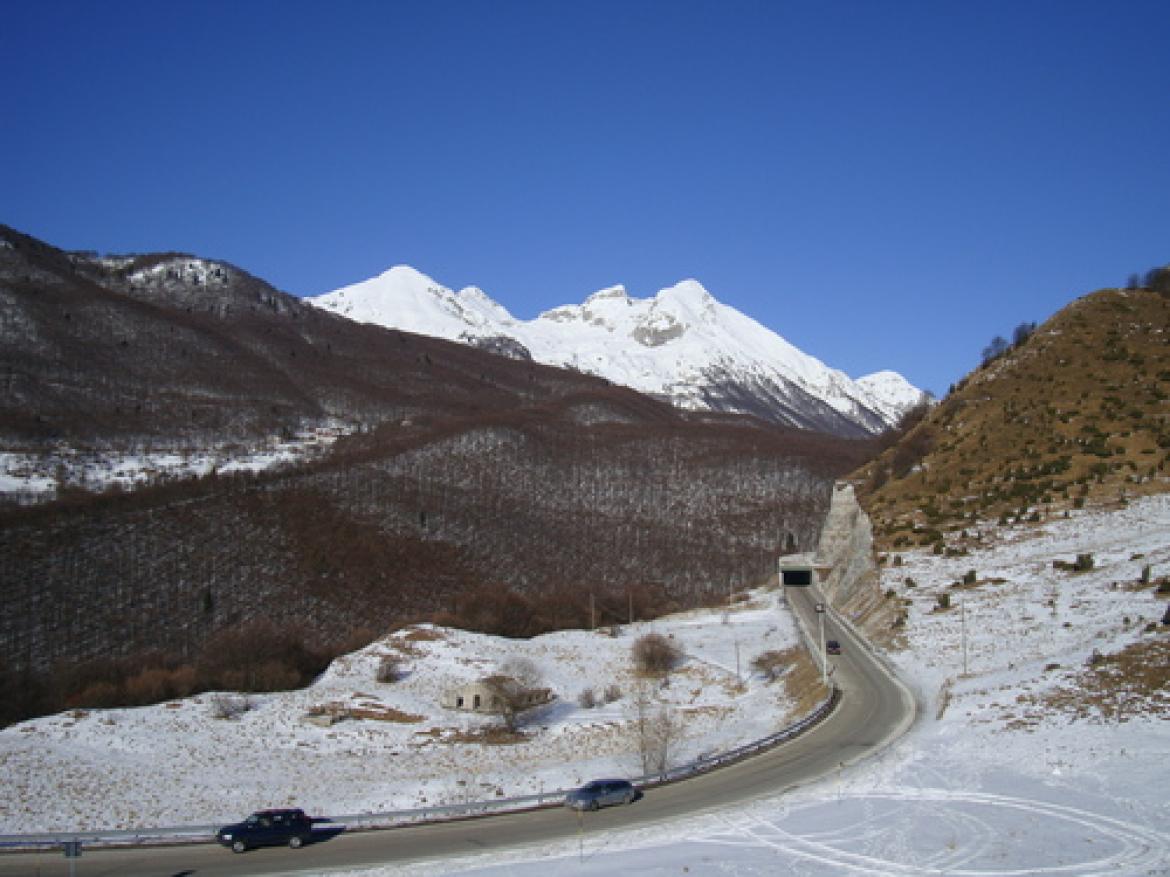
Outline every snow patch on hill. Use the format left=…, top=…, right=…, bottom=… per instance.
left=0, top=421, right=355, bottom=504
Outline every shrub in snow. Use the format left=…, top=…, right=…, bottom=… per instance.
left=1052, top=555, right=1094, bottom=573
left=208, top=693, right=252, bottom=720
left=752, top=650, right=787, bottom=682
left=632, top=633, right=682, bottom=676
left=578, top=688, right=597, bottom=709
left=376, top=655, right=402, bottom=683
left=603, top=683, right=622, bottom=703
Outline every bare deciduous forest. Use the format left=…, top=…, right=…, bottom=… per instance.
left=0, top=225, right=879, bottom=724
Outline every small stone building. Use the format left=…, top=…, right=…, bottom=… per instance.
left=441, top=675, right=552, bottom=714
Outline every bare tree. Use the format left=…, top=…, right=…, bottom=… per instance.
left=498, top=656, right=541, bottom=689
left=482, top=670, right=550, bottom=733
left=628, top=681, right=681, bottom=775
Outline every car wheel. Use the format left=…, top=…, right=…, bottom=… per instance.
left=231, top=840, right=247, bottom=853
left=289, top=835, right=305, bottom=849
left=588, top=799, right=600, bottom=811
left=625, top=792, right=634, bottom=804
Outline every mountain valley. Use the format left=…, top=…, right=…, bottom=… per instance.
left=0, top=225, right=876, bottom=725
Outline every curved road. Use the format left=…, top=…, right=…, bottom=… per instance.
left=0, top=588, right=915, bottom=876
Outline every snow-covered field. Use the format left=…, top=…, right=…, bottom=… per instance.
left=3, top=496, right=1168, bottom=874
left=0, top=594, right=802, bottom=833
left=384, top=497, right=1170, bottom=875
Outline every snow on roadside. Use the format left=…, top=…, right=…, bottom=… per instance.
left=4, top=498, right=1167, bottom=874
left=0, top=593, right=800, bottom=833
left=334, top=496, right=1170, bottom=876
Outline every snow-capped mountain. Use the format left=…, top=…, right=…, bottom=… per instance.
left=310, top=266, right=928, bottom=436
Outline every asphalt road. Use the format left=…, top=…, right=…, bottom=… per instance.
left=0, top=587, right=915, bottom=876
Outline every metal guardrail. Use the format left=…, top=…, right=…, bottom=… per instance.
left=0, top=684, right=840, bottom=853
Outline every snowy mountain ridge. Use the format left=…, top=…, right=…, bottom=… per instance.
left=309, top=266, right=928, bottom=436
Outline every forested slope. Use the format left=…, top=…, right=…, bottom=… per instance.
left=0, top=225, right=877, bottom=724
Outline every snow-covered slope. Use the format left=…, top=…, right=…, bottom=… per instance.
left=310, top=267, right=929, bottom=436
left=0, top=594, right=801, bottom=831
left=3, top=496, right=1167, bottom=876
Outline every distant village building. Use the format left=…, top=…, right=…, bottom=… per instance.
left=441, top=675, right=553, bottom=714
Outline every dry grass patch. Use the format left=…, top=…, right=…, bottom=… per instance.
left=772, top=646, right=830, bottom=715
left=402, top=627, right=446, bottom=642
left=384, top=626, right=447, bottom=657
left=347, top=705, right=425, bottom=723
left=308, top=702, right=425, bottom=723
left=1013, top=637, right=1170, bottom=724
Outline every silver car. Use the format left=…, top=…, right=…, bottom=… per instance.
left=564, top=778, right=636, bottom=811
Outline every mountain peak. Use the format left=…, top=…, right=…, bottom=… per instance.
left=380, top=263, right=432, bottom=281
left=312, top=264, right=494, bottom=334
left=657, top=278, right=711, bottom=306
left=584, top=284, right=630, bottom=304
left=308, top=268, right=925, bottom=435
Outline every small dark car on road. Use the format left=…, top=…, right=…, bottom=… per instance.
left=826, top=639, right=842, bottom=655
left=216, top=808, right=313, bottom=853
left=565, top=779, right=637, bottom=811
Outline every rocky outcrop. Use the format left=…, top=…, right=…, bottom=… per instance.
left=815, top=483, right=896, bottom=635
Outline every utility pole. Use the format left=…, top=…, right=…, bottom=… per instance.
left=961, top=600, right=968, bottom=676
left=590, top=592, right=595, bottom=631
left=815, top=602, right=827, bottom=686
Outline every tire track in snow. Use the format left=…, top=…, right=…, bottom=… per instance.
left=699, top=787, right=1170, bottom=876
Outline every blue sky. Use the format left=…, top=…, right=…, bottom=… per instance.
left=3, top=1, right=1168, bottom=397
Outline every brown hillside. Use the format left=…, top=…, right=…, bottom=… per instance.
left=853, top=287, right=1170, bottom=552
left=0, top=225, right=881, bottom=725
left=0, top=223, right=610, bottom=449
